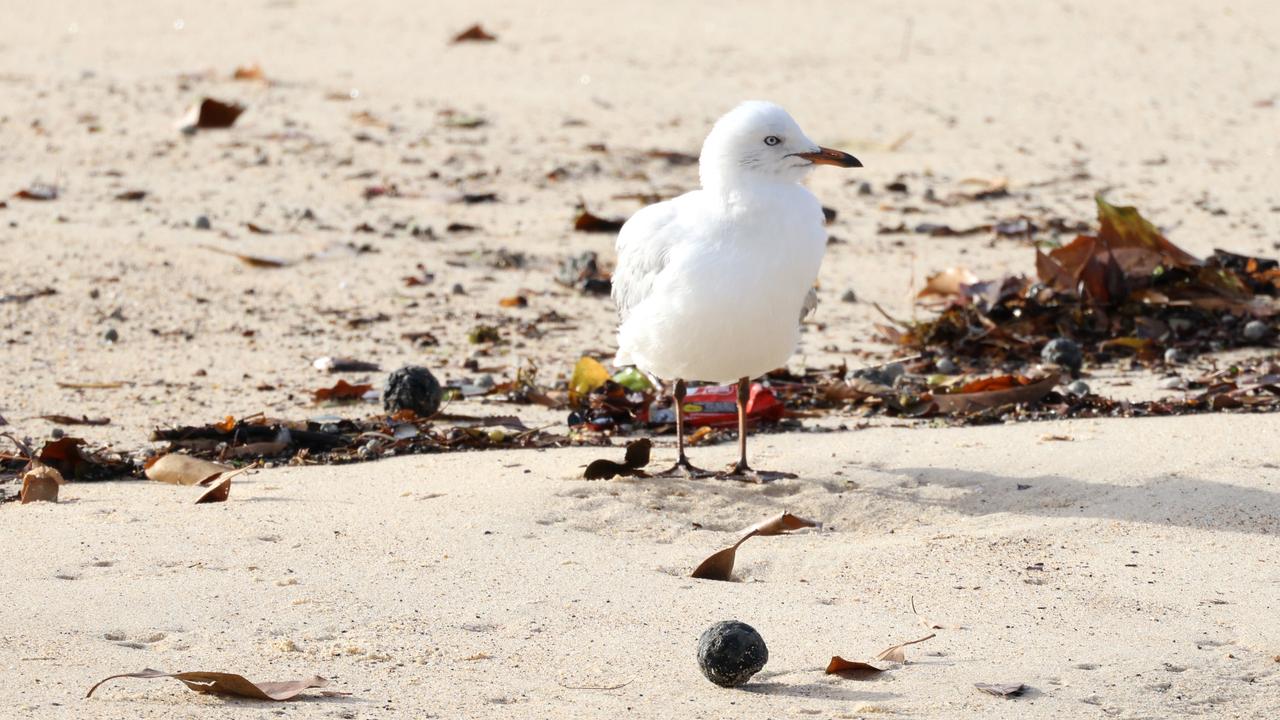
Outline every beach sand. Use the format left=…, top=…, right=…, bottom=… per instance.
left=2, top=1, right=1279, bottom=717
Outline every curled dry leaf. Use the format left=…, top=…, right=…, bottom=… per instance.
left=195, top=476, right=232, bottom=504
left=21, top=465, right=65, bottom=504
left=583, top=438, right=651, bottom=480
left=874, top=633, right=936, bottom=663
left=177, top=98, right=246, bottom=131
left=825, top=657, right=887, bottom=680
left=452, top=24, right=497, bottom=42
left=145, top=454, right=231, bottom=486
left=690, top=512, right=820, bottom=581
left=199, top=244, right=289, bottom=268
left=86, top=669, right=330, bottom=701
left=917, top=266, right=979, bottom=300
left=932, top=374, right=1060, bottom=415
left=232, top=64, right=265, bottom=81
left=39, top=414, right=110, bottom=426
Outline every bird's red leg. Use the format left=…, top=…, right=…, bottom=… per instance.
left=656, top=379, right=711, bottom=477
left=729, top=376, right=752, bottom=475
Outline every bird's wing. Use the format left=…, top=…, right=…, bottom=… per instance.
left=611, top=198, right=685, bottom=322
left=800, top=286, right=819, bottom=321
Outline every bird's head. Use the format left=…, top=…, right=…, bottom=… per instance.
left=698, top=101, right=861, bottom=192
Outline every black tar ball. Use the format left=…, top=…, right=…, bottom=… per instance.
left=383, top=365, right=443, bottom=417
left=697, top=620, right=768, bottom=687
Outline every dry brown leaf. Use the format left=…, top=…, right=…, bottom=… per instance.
left=199, top=244, right=288, bottom=268
left=21, top=465, right=64, bottom=503
left=145, top=454, right=231, bottom=486
left=573, top=208, right=625, bottom=233
left=196, top=476, right=232, bottom=504
left=691, top=512, right=820, bottom=581
left=114, top=190, right=147, bottom=201
left=874, top=633, right=936, bottom=663
left=583, top=439, right=651, bottom=480
left=86, top=669, right=330, bottom=701
left=452, top=24, right=497, bottom=42
left=825, top=657, right=887, bottom=680
left=917, top=266, right=979, bottom=300
left=39, top=414, right=110, bottom=426
left=177, top=98, right=246, bottom=131
left=313, top=379, right=373, bottom=402
left=498, top=295, right=528, bottom=308
left=932, top=374, right=1060, bottom=414
left=232, top=64, right=265, bottom=81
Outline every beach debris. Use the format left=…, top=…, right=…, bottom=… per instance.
left=874, top=633, right=936, bottom=663
left=36, top=436, right=129, bottom=480
left=498, top=295, right=528, bottom=308
left=975, top=682, right=1026, bottom=698
left=232, top=63, right=265, bottom=81
left=114, top=190, right=147, bottom=201
left=582, top=438, right=651, bottom=480
left=1, top=287, right=56, bottom=304
left=452, top=24, right=497, bottom=42
left=86, top=669, right=332, bottom=701
left=195, top=476, right=232, bottom=504
left=930, top=374, right=1060, bottom=415
left=569, top=357, right=611, bottom=405
left=691, top=512, right=820, bottom=581
left=468, top=325, right=502, bottom=344
left=556, top=251, right=612, bottom=295
left=917, top=267, right=979, bottom=301
left=14, top=183, right=58, bottom=201
left=438, top=109, right=487, bottom=128
left=886, top=198, right=1280, bottom=366
left=573, top=207, right=626, bottom=233
left=144, top=454, right=230, bottom=486
left=199, top=244, right=288, bottom=268
left=825, top=657, right=887, bottom=680
left=20, top=465, right=64, bottom=503
left=38, top=414, right=110, bottom=426
left=177, top=98, right=246, bottom=132
left=313, top=380, right=374, bottom=403
left=697, top=620, right=768, bottom=687
left=383, top=366, right=444, bottom=418
left=1040, top=338, right=1083, bottom=375
left=312, top=356, right=380, bottom=373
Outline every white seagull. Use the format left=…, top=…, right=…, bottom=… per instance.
left=612, top=101, right=861, bottom=478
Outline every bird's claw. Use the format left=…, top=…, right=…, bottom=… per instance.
left=718, top=464, right=797, bottom=483
left=654, top=461, right=715, bottom=479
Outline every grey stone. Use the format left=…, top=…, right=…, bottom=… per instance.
left=194, top=215, right=211, bottom=230
left=1243, top=320, right=1269, bottom=342
left=1040, top=338, right=1083, bottom=373
left=936, top=358, right=959, bottom=375
left=1066, top=380, right=1090, bottom=396
left=383, top=365, right=444, bottom=417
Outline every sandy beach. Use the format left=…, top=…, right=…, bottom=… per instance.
left=3, top=1, right=1279, bottom=717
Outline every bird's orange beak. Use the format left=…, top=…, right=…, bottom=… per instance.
left=793, top=147, right=862, bottom=168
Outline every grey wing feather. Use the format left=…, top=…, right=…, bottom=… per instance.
left=800, top=287, right=819, bottom=321
left=611, top=200, right=682, bottom=321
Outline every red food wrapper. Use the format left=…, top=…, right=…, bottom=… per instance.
left=644, top=383, right=784, bottom=428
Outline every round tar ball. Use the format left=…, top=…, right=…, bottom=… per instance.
left=383, top=365, right=443, bottom=417
left=697, top=620, right=768, bottom=687
left=1040, top=337, right=1083, bottom=374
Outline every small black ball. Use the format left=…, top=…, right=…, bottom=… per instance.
left=383, top=365, right=443, bottom=417
left=1040, top=337, right=1083, bottom=374
left=697, top=620, right=768, bottom=687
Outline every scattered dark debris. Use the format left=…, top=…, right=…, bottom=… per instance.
left=452, top=24, right=497, bottom=43
left=39, top=415, right=111, bottom=426
left=882, top=198, right=1280, bottom=367
left=14, top=183, right=58, bottom=201
left=1, top=287, right=56, bottom=304
left=556, top=251, right=612, bottom=295
left=178, top=98, right=246, bottom=132
left=645, top=150, right=699, bottom=166
left=114, top=190, right=148, bottom=201
left=573, top=207, right=626, bottom=233
left=583, top=438, right=651, bottom=480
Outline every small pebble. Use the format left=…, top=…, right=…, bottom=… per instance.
left=1040, top=338, right=1083, bottom=374
left=697, top=620, right=768, bottom=688
left=50, top=427, right=65, bottom=439
left=1243, top=320, right=1269, bottom=342
left=840, top=289, right=858, bottom=303
left=194, top=215, right=211, bottom=230
left=103, top=328, right=119, bottom=343
left=451, top=283, right=466, bottom=295
left=1164, top=348, right=1188, bottom=364
left=1066, top=380, right=1090, bottom=396
left=936, top=358, right=959, bottom=375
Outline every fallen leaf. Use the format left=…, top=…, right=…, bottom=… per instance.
left=0, top=287, right=56, bottom=304
left=917, top=267, right=979, bottom=300
left=452, top=24, right=497, bottom=42
left=932, top=374, right=1060, bottom=414
left=825, top=657, right=887, bottom=680
left=177, top=98, right=246, bottom=131
left=114, top=190, right=147, bottom=201
left=145, top=454, right=231, bottom=486
left=499, top=295, right=528, bottom=308
left=313, top=379, right=373, bottom=403
left=583, top=438, right=651, bottom=480
left=975, top=682, right=1025, bottom=697
left=245, top=222, right=273, bottom=234
left=691, top=512, right=819, bottom=580
left=38, top=414, right=110, bottom=426
left=55, top=380, right=124, bottom=389
left=86, top=669, right=330, bottom=701
left=196, top=476, right=232, bottom=504
left=874, top=633, right=936, bottom=663
left=573, top=208, right=625, bottom=233
left=20, top=465, right=64, bottom=504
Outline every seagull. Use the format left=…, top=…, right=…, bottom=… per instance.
left=612, top=101, right=861, bottom=479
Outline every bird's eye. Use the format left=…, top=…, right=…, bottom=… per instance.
left=763, top=135, right=781, bottom=146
